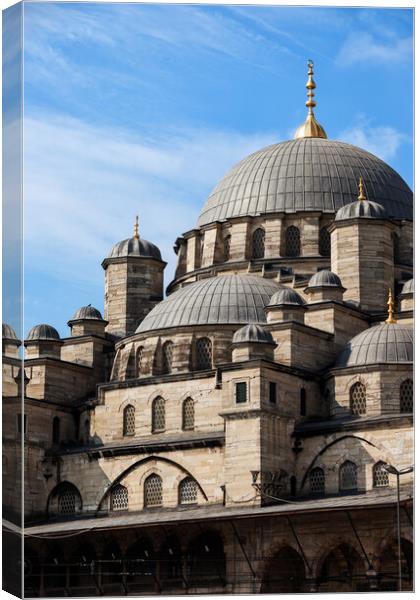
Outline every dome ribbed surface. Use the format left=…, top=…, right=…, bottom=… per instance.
left=27, top=324, right=61, bottom=341
left=401, top=279, right=414, bottom=295
left=233, top=324, right=275, bottom=345
left=308, top=270, right=343, bottom=288
left=136, top=275, right=280, bottom=333
left=335, top=323, right=413, bottom=368
left=269, top=288, right=306, bottom=306
left=197, top=138, right=412, bottom=226
left=71, top=305, right=103, bottom=321
left=2, top=323, right=18, bottom=340
left=108, top=237, right=162, bottom=260
left=335, top=199, right=387, bottom=221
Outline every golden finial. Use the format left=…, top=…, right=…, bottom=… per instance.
left=358, top=176, right=367, bottom=201
left=133, top=215, right=139, bottom=239
left=294, top=60, right=327, bottom=140
left=385, top=288, right=397, bottom=324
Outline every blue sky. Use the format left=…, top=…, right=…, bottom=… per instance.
left=17, top=2, right=413, bottom=338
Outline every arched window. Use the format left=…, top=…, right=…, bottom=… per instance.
left=110, top=484, right=128, bottom=511
left=350, top=382, right=366, bottom=416
left=152, top=397, right=165, bottom=433
left=144, top=474, right=162, bottom=507
left=285, top=226, right=301, bottom=257
left=319, top=226, right=331, bottom=257
left=196, top=337, right=212, bottom=370
left=52, top=416, right=60, bottom=445
left=339, top=461, right=358, bottom=492
left=400, top=379, right=413, bottom=413
left=55, top=483, right=82, bottom=515
left=223, top=235, right=231, bottom=262
left=373, top=462, right=389, bottom=488
left=179, top=477, right=198, bottom=504
left=123, top=404, right=135, bottom=436
left=162, top=341, right=174, bottom=374
left=252, top=228, right=265, bottom=259
left=136, top=346, right=144, bottom=377
left=309, top=467, right=325, bottom=495
left=182, top=397, right=195, bottom=430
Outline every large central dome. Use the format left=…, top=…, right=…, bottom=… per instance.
left=197, top=138, right=412, bottom=226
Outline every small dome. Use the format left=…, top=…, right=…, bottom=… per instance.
left=2, top=323, right=17, bottom=340
left=27, top=324, right=61, bottom=341
left=308, top=270, right=343, bottom=289
left=269, top=288, right=306, bottom=307
left=108, top=237, right=162, bottom=260
left=137, top=274, right=280, bottom=333
left=335, top=323, right=413, bottom=368
left=233, top=324, right=275, bottom=345
left=71, top=305, right=104, bottom=321
left=401, top=279, right=414, bottom=296
left=335, top=199, right=387, bottom=221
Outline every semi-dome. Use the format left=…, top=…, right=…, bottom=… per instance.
left=197, top=138, right=412, bottom=227
left=27, top=324, right=61, bottom=341
left=400, top=279, right=414, bottom=296
left=269, top=288, right=306, bottom=306
left=71, top=305, right=104, bottom=321
left=2, top=323, right=18, bottom=340
left=136, top=275, right=280, bottom=333
left=233, top=324, right=275, bottom=345
left=335, top=323, right=413, bottom=368
left=308, top=270, right=343, bottom=288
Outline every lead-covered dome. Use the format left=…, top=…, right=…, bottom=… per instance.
left=71, top=305, right=104, bottom=321
left=136, top=274, right=280, bottom=333
left=335, top=199, right=387, bottom=221
left=335, top=323, right=413, bottom=368
left=308, top=270, right=343, bottom=288
left=269, top=288, right=306, bottom=306
left=197, top=138, right=412, bottom=226
left=27, top=324, right=61, bottom=341
left=400, top=279, right=414, bottom=296
left=108, top=237, right=162, bottom=261
left=2, top=323, right=18, bottom=340
left=233, top=324, right=275, bottom=345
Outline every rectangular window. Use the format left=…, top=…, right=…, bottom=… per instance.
left=17, top=414, right=27, bottom=435
left=269, top=382, right=277, bottom=404
left=235, top=382, right=247, bottom=404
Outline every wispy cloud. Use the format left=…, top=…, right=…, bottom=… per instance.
left=339, top=121, right=408, bottom=161
left=336, top=32, right=412, bottom=66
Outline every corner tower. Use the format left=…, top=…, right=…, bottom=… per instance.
left=102, top=217, right=166, bottom=338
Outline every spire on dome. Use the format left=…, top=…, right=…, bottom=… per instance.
left=358, top=176, right=367, bottom=201
left=385, top=288, right=397, bottom=324
left=133, top=215, right=139, bottom=240
left=294, top=60, right=327, bottom=140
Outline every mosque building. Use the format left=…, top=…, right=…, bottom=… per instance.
left=3, top=62, right=413, bottom=595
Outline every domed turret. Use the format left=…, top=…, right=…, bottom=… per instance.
left=25, top=324, right=62, bottom=359
left=335, top=177, right=388, bottom=221
left=102, top=217, right=166, bottom=338
left=269, top=288, right=306, bottom=306
left=3, top=323, right=18, bottom=340
left=67, top=305, right=108, bottom=338
left=232, top=324, right=276, bottom=362
left=266, top=288, right=306, bottom=324
left=304, top=270, right=345, bottom=303
left=2, top=323, right=20, bottom=358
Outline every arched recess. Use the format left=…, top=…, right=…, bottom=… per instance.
left=377, top=538, right=413, bottom=591
left=125, top=537, right=156, bottom=593
left=43, top=546, right=66, bottom=596
left=24, top=543, right=42, bottom=597
left=260, top=546, right=306, bottom=593
left=317, top=543, right=368, bottom=592
left=68, top=543, right=97, bottom=594
left=96, top=455, right=208, bottom=512
left=101, top=540, right=123, bottom=594
left=187, top=531, right=226, bottom=585
left=47, top=481, right=82, bottom=517
left=159, top=535, right=183, bottom=589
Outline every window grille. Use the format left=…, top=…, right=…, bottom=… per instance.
left=319, top=227, right=331, bottom=257
left=309, top=467, right=325, bottom=494
left=339, top=461, right=358, bottom=492
left=152, top=397, right=165, bottom=432
left=269, top=382, right=277, bottom=404
left=400, top=379, right=413, bottom=413
left=58, top=489, right=77, bottom=515
left=223, top=235, right=231, bottom=262
left=285, top=226, right=301, bottom=257
left=236, top=382, right=247, bottom=404
left=162, top=341, right=174, bottom=374
left=136, top=346, right=144, bottom=377
left=182, top=398, right=195, bottom=430
left=179, top=477, right=198, bottom=504
left=52, top=417, right=60, bottom=444
left=196, top=337, right=212, bottom=370
left=350, top=382, right=366, bottom=416
left=123, top=404, right=135, bottom=436
left=300, top=388, right=307, bottom=416
left=252, top=228, right=265, bottom=259
left=111, top=484, right=128, bottom=511
left=144, top=474, right=162, bottom=507
left=373, top=462, right=389, bottom=488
